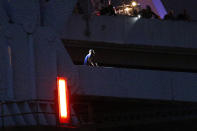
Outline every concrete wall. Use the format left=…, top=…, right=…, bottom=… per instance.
left=3, top=25, right=37, bottom=100
left=63, top=15, right=197, bottom=48
left=3, top=0, right=40, bottom=27
left=0, top=0, right=79, bottom=100
left=77, top=66, right=197, bottom=102
left=42, top=0, right=77, bottom=34
left=0, top=24, right=80, bottom=100
left=33, top=27, right=79, bottom=100
left=0, top=0, right=10, bottom=25
left=0, top=30, right=14, bottom=100
left=1, top=0, right=77, bottom=34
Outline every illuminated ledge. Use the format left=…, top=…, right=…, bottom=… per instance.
left=75, top=66, right=197, bottom=102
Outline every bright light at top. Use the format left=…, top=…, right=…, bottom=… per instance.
left=125, top=7, right=130, bottom=12
left=132, top=1, right=137, bottom=7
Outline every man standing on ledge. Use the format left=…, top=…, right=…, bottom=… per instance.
left=84, top=49, right=98, bottom=66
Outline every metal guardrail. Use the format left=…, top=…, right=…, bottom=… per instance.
left=0, top=99, right=57, bottom=127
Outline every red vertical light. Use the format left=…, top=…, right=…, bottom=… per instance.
left=57, top=77, right=70, bottom=124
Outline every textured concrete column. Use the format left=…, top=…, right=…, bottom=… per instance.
left=0, top=36, right=14, bottom=100
left=27, top=34, right=37, bottom=99
left=42, top=0, right=78, bottom=35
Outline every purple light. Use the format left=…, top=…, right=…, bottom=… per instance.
left=152, top=0, right=167, bottom=19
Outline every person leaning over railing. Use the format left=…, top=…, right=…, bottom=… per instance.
left=139, top=5, right=160, bottom=19
left=84, top=49, right=98, bottom=67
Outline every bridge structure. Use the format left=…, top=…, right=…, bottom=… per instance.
left=0, top=0, right=197, bottom=130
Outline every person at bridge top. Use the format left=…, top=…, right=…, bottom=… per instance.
left=84, top=49, right=98, bottom=66
left=164, top=10, right=175, bottom=20
left=139, top=5, right=159, bottom=19
left=177, top=9, right=191, bottom=21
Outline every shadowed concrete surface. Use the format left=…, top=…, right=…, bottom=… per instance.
left=64, top=39, right=197, bottom=72
left=1, top=0, right=197, bottom=130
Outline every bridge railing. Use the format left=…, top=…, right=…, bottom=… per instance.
left=0, top=99, right=57, bottom=127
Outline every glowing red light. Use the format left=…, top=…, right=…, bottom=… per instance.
left=57, top=77, right=70, bottom=124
